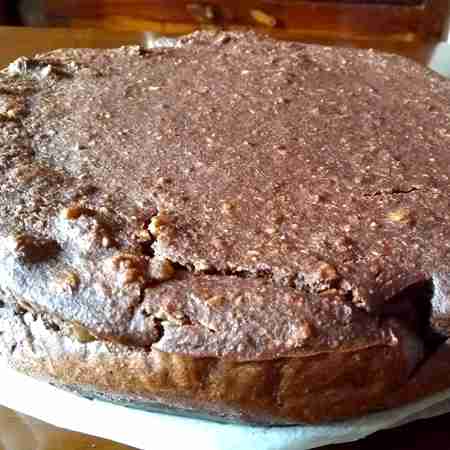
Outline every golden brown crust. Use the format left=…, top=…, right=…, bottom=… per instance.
left=383, top=340, right=450, bottom=410
left=0, top=305, right=429, bottom=424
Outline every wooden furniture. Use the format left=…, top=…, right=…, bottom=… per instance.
left=0, top=2, right=6, bottom=24
left=17, top=0, right=449, bottom=43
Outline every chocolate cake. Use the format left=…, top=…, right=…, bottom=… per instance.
left=0, top=31, right=449, bottom=424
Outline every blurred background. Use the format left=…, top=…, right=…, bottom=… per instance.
left=0, top=0, right=448, bottom=44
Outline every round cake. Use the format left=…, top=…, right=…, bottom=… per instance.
left=0, top=31, right=449, bottom=424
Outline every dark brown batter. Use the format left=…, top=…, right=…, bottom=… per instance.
left=0, top=31, right=449, bottom=424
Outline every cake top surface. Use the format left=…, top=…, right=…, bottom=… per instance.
left=0, top=31, right=449, bottom=359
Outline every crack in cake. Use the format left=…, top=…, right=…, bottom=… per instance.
left=0, top=31, right=449, bottom=424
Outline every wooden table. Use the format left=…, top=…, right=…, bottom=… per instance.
left=0, top=25, right=449, bottom=450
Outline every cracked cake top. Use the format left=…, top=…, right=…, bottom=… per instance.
left=0, top=31, right=449, bottom=360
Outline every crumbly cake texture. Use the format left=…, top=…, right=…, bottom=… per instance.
left=0, top=31, right=449, bottom=424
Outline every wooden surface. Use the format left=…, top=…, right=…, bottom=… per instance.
left=16, top=0, right=450, bottom=43
left=0, top=26, right=148, bottom=68
left=0, top=406, right=133, bottom=450
left=0, top=25, right=449, bottom=450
